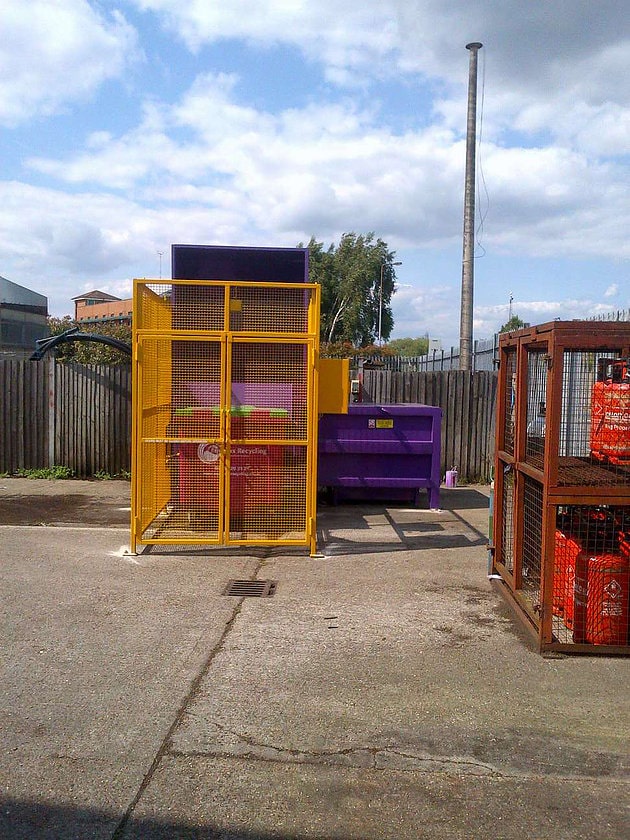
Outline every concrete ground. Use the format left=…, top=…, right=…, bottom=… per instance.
left=1, top=477, right=629, bottom=839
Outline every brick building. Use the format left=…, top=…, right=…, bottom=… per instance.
left=73, top=290, right=133, bottom=325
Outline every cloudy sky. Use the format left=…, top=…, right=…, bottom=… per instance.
left=1, top=1, right=629, bottom=347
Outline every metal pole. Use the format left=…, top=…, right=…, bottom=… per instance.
left=459, top=42, right=482, bottom=372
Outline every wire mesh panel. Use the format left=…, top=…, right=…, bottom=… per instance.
left=499, top=466, right=514, bottom=574
left=525, top=349, right=548, bottom=468
left=131, top=277, right=320, bottom=553
left=502, top=348, right=517, bottom=456
left=172, top=283, right=225, bottom=331
left=552, top=505, right=630, bottom=646
left=224, top=339, right=314, bottom=544
left=137, top=337, right=225, bottom=544
left=227, top=445, right=309, bottom=543
left=557, top=351, right=629, bottom=486
left=136, top=283, right=172, bottom=331
left=229, top=285, right=314, bottom=334
left=229, top=341, right=310, bottom=439
left=521, top=476, right=543, bottom=610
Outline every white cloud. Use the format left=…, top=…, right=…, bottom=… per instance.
left=131, top=0, right=400, bottom=83
left=24, top=68, right=630, bottom=263
left=2, top=0, right=629, bottom=340
left=0, top=180, right=259, bottom=314
left=471, top=298, right=625, bottom=343
left=125, top=0, right=630, bottom=168
left=604, top=284, right=618, bottom=298
left=392, top=283, right=458, bottom=341
left=0, top=0, right=140, bottom=125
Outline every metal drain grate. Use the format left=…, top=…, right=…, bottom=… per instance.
left=222, top=579, right=277, bottom=598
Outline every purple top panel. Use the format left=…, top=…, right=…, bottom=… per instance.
left=172, top=244, right=309, bottom=284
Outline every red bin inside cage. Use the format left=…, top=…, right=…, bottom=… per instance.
left=172, top=406, right=288, bottom=516
left=572, top=545, right=630, bottom=645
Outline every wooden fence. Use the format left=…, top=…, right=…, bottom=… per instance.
left=1, top=361, right=497, bottom=483
left=0, top=360, right=132, bottom=477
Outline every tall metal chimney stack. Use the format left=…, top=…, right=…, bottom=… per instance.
left=459, top=41, right=483, bottom=372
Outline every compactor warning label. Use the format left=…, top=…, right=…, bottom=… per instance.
left=368, top=418, right=394, bottom=429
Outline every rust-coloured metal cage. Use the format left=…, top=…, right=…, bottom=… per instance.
left=131, top=279, right=320, bottom=554
left=492, top=321, right=630, bottom=654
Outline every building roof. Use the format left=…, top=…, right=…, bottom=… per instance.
left=72, top=290, right=121, bottom=302
left=1, top=276, right=48, bottom=309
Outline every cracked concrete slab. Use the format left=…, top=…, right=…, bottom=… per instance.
left=168, top=544, right=630, bottom=781
left=121, top=757, right=630, bottom=840
left=2, top=480, right=629, bottom=839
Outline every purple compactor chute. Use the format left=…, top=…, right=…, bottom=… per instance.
left=318, top=404, right=442, bottom=509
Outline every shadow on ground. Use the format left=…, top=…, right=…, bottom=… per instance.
left=0, top=493, right=130, bottom=526
left=1, top=798, right=313, bottom=840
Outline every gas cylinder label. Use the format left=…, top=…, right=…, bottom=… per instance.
left=603, top=579, right=623, bottom=599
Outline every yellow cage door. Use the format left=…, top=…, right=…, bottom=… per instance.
left=135, top=336, right=226, bottom=544
left=225, top=338, right=315, bottom=546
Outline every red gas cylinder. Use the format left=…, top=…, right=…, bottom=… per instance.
left=554, top=530, right=581, bottom=618
left=572, top=547, right=630, bottom=645
left=590, top=360, right=630, bottom=465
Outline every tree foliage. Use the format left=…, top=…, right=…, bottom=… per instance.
left=386, top=336, right=429, bottom=357
left=499, top=315, right=529, bottom=333
left=47, top=316, right=132, bottom=365
left=303, top=232, right=399, bottom=346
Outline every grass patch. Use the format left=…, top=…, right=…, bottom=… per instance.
left=15, top=465, right=74, bottom=480
left=93, top=469, right=131, bottom=480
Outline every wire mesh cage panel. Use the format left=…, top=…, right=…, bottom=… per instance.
left=136, top=283, right=173, bottom=331
left=137, top=337, right=225, bottom=544
left=227, top=444, right=309, bottom=543
left=229, top=285, right=314, bottom=334
left=557, top=351, right=629, bottom=486
left=521, top=476, right=543, bottom=608
left=552, top=505, right=630, bottom=646
left=497, top=466, right=514, bottom=575
left=492, top=320, right=630, bottom=654
left=503, top=349, right=517, bottom=457
left=172, top=284, right=225, bottom=331
left=525, top=349, right=548, bottom=468
left=131, top=277, right=320, bottom=554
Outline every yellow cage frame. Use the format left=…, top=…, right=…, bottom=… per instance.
left=130, top=278, right=321, bottom=555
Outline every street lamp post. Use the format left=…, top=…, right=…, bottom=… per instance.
left=378, top=261, right=402, bottom=345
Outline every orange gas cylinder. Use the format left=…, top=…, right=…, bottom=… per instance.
left=572, top=548, right=630, bottom=645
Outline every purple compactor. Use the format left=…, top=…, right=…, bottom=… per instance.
left=318, top=404, right=442, bottom=509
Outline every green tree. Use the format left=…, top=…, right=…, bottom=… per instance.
left=302, top=232, right=399, bottom=346
left=386, top=336, right=429, bottom=356
left=499, top=315, right=529, bottom=333
left=47, top=316, right=131, bottom=365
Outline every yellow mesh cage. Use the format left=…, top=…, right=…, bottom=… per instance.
left=131, top=279, right=320, bottom=554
